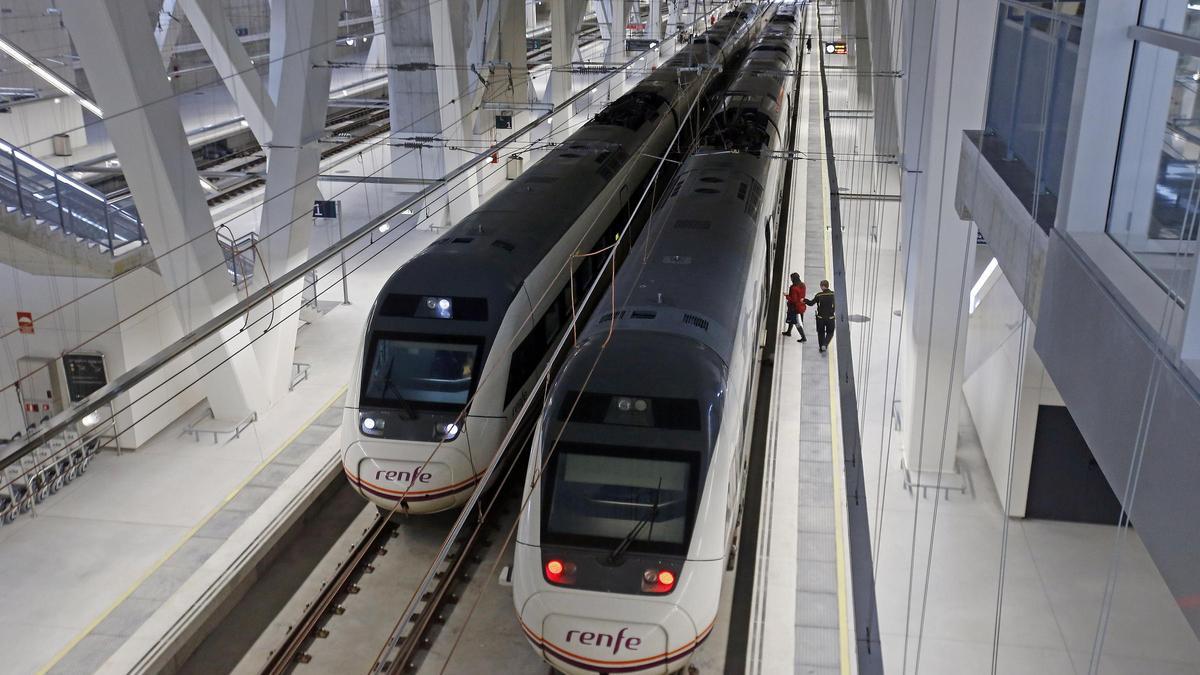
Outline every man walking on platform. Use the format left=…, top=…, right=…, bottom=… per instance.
left=805, top=280, right=836, bottom=353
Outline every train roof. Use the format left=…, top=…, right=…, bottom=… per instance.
left=369, top=12, right=765, bottom=337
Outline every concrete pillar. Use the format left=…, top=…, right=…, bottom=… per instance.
left=381, top=0, right=500, bottom=228
left=895, top=0, right=993, bottom=482
left=367, top=0, right=388, bottom=67
left=381, top=0, right=444, bottom=208
left=549, top=0, right=589, bottom=105
left=155, top=0, right=184, bottom=69
left=649, top=0, right=661, bottom=40
left=251, top=0, right=338, bottom=403
left=178, top=0, right=276, bottom=144
left=60, top=0, right=265, bottom=421
left=593, top=0, right=626, bottom=65
left=481, top=0, right=530, bottom=117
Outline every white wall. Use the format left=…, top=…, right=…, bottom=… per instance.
left=963, top=259, right=1063, bottom=517
left=0, top=261, right=203, bottom=448
left=0, top=98, right=88, bottom=159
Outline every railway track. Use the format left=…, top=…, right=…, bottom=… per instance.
left=255, top=421, right=529, bottom=675
left=207, top=108, right=390, bottom=206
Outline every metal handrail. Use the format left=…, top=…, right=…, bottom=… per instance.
left=0, top=136, right=149, bottom=253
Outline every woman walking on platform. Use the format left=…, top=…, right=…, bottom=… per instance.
left=782, top=273, right=808, bottom=343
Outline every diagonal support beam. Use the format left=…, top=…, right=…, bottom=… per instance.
left=61, top=0, right=265, bottom=421
left=177, top=0, right=276, bottom=144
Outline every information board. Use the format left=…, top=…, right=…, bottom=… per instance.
left=61, top=353, right=107, bottom=403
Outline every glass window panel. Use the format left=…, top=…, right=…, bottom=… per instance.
left=1108, top=40, right=1200, bottom=306
left=981, top=2, right=1082, bottom=229
left=544, top=447, right=695, bottom=554
left=363, top=338, right=479, bottom=408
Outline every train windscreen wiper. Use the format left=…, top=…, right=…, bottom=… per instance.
left=607, top=477, right=662, bottom=564
left=381, top=357, right=418, bottom=420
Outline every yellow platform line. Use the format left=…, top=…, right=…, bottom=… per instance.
left=815, top=55, right=854, bottom=675
left=39, top=384, right=348, bottom=674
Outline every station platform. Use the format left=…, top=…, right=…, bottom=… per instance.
left=6, top=216, right=439, bottom=674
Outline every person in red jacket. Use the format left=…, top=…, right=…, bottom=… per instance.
left=781, top=273, right=808, bottom=343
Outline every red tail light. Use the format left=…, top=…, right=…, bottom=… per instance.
left=544, top=558, right=577, bottom=585
left=642, top=568, right=678, bottom=593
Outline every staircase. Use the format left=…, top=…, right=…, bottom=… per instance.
left=0, top=137, right=255, bottom=284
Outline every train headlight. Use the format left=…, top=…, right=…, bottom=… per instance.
left=545, top=558, right=577, bottom=585
left=642, top=567, right=678, bottom=593
left=361, top=416, right=384, bottom=434
left=421, top=296, right=453, bottom=319
left=436, top=422, right=460, bottom=441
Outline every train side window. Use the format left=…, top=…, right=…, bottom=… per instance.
left=504, top=283, right=574, bottom=406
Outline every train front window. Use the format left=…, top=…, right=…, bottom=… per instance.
left=362, top=336, right=481, bottom=410
left=542, top=444, right=698, bottom=556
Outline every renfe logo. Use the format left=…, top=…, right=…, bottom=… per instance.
left=375, top=468, right=433, bottom=483
left=565, top=627, right=642, bottom=655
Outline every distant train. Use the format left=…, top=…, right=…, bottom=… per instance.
left=341, top=6, right=763, bottom=514
left=512, top=6, right=798, bottom=674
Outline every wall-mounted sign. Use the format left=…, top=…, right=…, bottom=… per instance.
left=825, top=41, right=848, bottom=55
left=495, top=113, right=513, bottom=130
left=61, top=353, right=107, bottom=403
left=16, top=311, right=33, bottom=334
left=312, top=200, right=338, bottom=219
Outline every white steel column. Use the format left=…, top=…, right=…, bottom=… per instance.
left=251, top=0, right=338, bottom=403
left=649, top=0, right=661, bottom=40
left=381, top=0, right=444, bottom=207
left=155, top=0, right=184, bottom=69
left=178, top=0, right=276, bottom=144
left=593, top=0, right=626, bottom=66
left=61, top=0, right=265, bottom=421
left=481, top=0, right=530, bottom=111
left=549, top=0, right=588, bottom=105
left=895, top=0, right=994, bottom=481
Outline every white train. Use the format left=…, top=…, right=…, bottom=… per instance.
left=512, top=6, right=798, bottom=673
left=340, top=9, right=761, bottom=514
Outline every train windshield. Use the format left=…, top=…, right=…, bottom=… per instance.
left=542, top=443, right=698, bottom=556
left=361, top=335, right=482, bottom=410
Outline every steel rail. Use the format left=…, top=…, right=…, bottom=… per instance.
left=0, top=28, right=672, bottom=474
left=261, top=514, right=398, bottom=675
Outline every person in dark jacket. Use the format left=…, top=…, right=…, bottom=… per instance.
left=781, top=273, right=807, bottom=342
left=805, top=280, right=836, bottom=353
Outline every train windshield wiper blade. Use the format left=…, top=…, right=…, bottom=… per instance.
left=381, top=357, right=418, bottom=420
left=607, top=478, right=662, bottom=564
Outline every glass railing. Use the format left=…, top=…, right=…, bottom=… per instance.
left=0, top=137, right=148, bottom=253
left=980, top=1, right=1084, bottom=231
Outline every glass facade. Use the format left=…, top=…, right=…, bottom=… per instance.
left=982, top=2, right=1083, bottom=230
left=1108, top=16, right=1200, bottom=307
